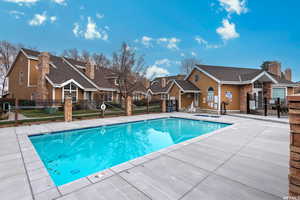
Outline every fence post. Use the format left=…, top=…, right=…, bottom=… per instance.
left=64, top=96, right=72, bottom=122
left=14, top=98, right=18, bottom=124
left=125, top=96, right=132, bottom=116
left=288, top=95, right=300, bottom=198
left=264, top=98, right=268, bottom=116
left=147, top=98, right=149, bottom=114
left=247, top=93, right=250, bottom=114
left=277, top=97, right=281, bottom=118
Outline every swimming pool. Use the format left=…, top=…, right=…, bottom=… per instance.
left=29, top=117, right=230, bottom=186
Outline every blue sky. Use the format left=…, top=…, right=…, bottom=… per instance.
left=0, top=0, right=299, bottom=81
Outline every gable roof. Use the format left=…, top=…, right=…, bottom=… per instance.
left=21, top=48, right=98, bottom=90
left=173, top=80, right=200, bottom=92
left=194, top=64, right=296, bottom=85
left=11, top=48, right=124, bottom=91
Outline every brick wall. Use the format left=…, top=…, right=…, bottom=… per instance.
left=263, top=82, right=272, bottom=99
left=239, top=84, right=252, bottom=112
left=288, top=95, right=300, bottom=197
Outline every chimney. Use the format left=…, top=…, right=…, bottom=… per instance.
left=85, top=61, right=95, bottom=79
left=161, top=78, right=166, bottom=88
left=37, top=52, right=50, bottom=100
left=265, top=61, right=281, bottom=77
left=285, top=68, right=292, bottom=81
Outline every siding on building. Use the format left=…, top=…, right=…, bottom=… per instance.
left=8, top=53, right=37, bottom=99
left=187, top=69, right=219, bottom=110
left=221, top=84, right=240, bottom=111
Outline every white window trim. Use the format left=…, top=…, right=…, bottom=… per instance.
left=271, top=86, right=287, bottom=99
left=63, top=83, right=78, bottom=103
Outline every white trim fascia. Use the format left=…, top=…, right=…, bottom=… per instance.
left=45, top=76, right=55, bottom=87
left=63, top=57, right=116, bottom=92
left=20, top=49, right=38, bottom=61
left=273, top=83, right=299, bottom=87
left=50, top=63, right=57, bottom=69
left=173, top=80, right=185, bottom=92
left=250, top=71, right=278, bottom=84
left=182, top=90, right=201, bottom=93
left=28, top=56, right=38, bottom=61
left=84, top=88, right=98, bottom=92
left=60, top=79, right=85, bottom=89
left=46, top=77, right=85, bottom=90
left=166, top=81, right=177, bottom=93
left=220, top=81, right=251, bottom=85
left=193, top=66, right=221, bottom=83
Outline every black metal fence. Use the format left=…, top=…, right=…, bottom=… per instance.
left=0, top=98, right=165, bottom=126
left=132, top=99, right=161, bottom=114
left=246, top=94, right=288, bottom=118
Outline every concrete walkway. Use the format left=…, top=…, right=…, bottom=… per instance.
left=0, top=113, right=289, bottom=200
left=228, top=113, right=289, bottom=124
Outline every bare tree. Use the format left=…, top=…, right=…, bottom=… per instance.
left=0, top=41, right=19, bottom=96
left=112, top=43, right=147, bottom=103
left=180, top=58, right=200, bottom=75
left=81, top=50, right=90, bottom=63
left=62, top=48, right=80, bottom=61
left=92, top=53, right=111, bottom=69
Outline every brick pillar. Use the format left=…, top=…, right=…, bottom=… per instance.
left=288, top=95, right=300, bottom=198
left=64, top=96, right=72, bottom=122
left=37, top=52, right=50, bottom=100
left=161, top=100, right=166, bottom=113
left=125, top=96, right=132, bottom=116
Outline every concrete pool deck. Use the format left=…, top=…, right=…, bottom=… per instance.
left=0, top=113, right=288, bottom=200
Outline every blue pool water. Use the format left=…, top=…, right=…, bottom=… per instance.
left=29, top=117, right=230, bottom=186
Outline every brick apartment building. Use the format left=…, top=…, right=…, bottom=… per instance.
left=6, top=48, right=147, bottom=103
left=148, top=62, right=299, bottom=112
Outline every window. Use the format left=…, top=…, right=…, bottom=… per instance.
left=272, top=88, right=286, bottom=100
left=103, top=92, right=113, bottom=102
left=254, top=82, right=262, bottom=88
left=207, top=87, right=214, bottom=102
left=63, top=83, right=78, bottom=103
left=19, top=71, right=24, bottom=84
left=195, top=74, right=199, bottom=82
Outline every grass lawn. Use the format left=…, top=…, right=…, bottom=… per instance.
left=19, top=109, right=123, bottom=118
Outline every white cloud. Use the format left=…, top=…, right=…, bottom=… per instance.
left=73, top=23, right=81, bottom=37
left=195, top=36, right=208, bottom=45
left=180, top=53, right=185, bottom=57
left=216, top=19, right=239, bottom=40
left=218, top=0, right=247, bottom=15
left=4, top=0, right=38, bottom=6
left=157, top=37, right=181, bottom=50
left=9, top=10, right=25, bottom=19
left=52, top=0, right=66, bottom=5
left=28, top=12, right=47, bottom=26
left=50, top=16, right=57, bottom=23
left=140, top=36, right=153, bottom=48
left=84, top=17, right=108, bottom=40
left=96, top=13, right=104, bottom=19
left=73, top=17, right=108, bottom=40
left=146, top=65, right=170, bottom=79
left=195, top=36, right=223, bottom=49
left=137, top=36, right=181, bottom=50
left=155, top=59, right=171, bottom=66
left=191, top=51, right=197, bottom=57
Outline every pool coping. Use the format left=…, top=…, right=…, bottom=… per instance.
left=16, top=113, right=238, bottom=199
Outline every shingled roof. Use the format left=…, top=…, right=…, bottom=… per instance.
left=173, top=80, right=199, bottom=91
left=20, top=48, right=118, bottom=91
left=196, top=64, right=296, bottom=84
